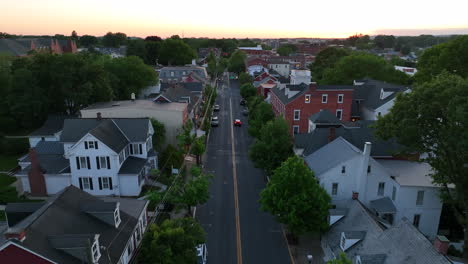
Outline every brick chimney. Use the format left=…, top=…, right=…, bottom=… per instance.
left=328, top=127, right=336, bottom=142
left=96, top=112, right=102, bottom=120
left=4, top=230, right=26, bottom=241
left=433, top=235, right=450, bottom=255
left=27, top=148, right=47, bottom=196
left=352, top=192, right=359, bottom=200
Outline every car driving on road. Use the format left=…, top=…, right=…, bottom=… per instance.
left=211, top=116, right=219, bottom=127
left=213, top=104, right=220, bottom=112
left=240, top=99, right=246, bottom=106
left=233, top=119, right=242, bottom=126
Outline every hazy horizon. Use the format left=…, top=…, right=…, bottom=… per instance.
left=2, top=0, right=468, bottom=39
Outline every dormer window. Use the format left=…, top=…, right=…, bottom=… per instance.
left=91, top=238, right=101, bottom=263
left=114, top=208, right=121, bottom=228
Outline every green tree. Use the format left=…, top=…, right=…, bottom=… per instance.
left=375, top=72, right=468, bottom=257
left=172, top=172, right=211, bottom=210
left=260, top=156, right=331, bottom=235
left=150, top=118, right=166, bottom=151
left=249, top=117, right=293, bottom=174
left=126, top=39, right=146, bottom=60
left=159, top=38, right=197, bottom=66
left=144, top=40, right=161, bottom=65
left=102, top=55, right=157, bottom=99
left=139, top=218, right=205, bottom=264
left=79, top=35, right=99, bottom=47
left=191, top=136, right=206, bottom=165
left=206, top=51, right=218, bottom=78
left=159, top=144, right=184, bottom=174
left=415, top=35, right=468, bottom=83
left=71, top=30, right=78, bottom=41
left=102, top=32, right=127, bottom=48
left=276, top=44, right=297, bottom=56
left=238, top=72, right=253, bottom=85
left=227, top=50, right=246, bottom=74
left=261, top=44, right=272, bottom=50
left=373, top=35, right=396, bottom=49
left=177, top=122, right=195, bottom=151
left=321, top=53, right=409, bottom=85
left=327, top=253, right=352, bottom=264
left=248, top=101, right=275, bottom=138
left=310, top=47, right=350, bottom=83
left=240, top=83, right=257, bottom=99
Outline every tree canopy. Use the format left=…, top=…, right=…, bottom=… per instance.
left=239, top=72, right=253, bottom=85
left=249, top=117, right=293, bottom=174
left=139, top=218, right=206, bottom=264
left=260, top=156, right=331, bottom=235
left=227, top=50, right=246, bottom=74
left=321, top=53, right=410, bottom=85
left=240, top=83, right=257, bottom=100
left=327, top=253, right=352, bottom=264
left=102, top=32, right=127, bottom=48
left=247, top=100, right=275, bottom=138
left=277, top=44, right=297, bottom=56
left=375, top=72, right=468, bottom=257
left=159, top=38, right=197, bottom=66
left=310, top=47, right=350, bottom=83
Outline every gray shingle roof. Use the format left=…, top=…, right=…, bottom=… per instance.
left=118, top=156, right=147, bottom=174
left=317, top=85, right=354, bottom=90
left=35, top=141, right=64, bottom=155
left=309, top=109, right=341, bottom=124
left=0, top=39, right=30, bottom=56
left=370, top=197, right=397, bottom=214
left=304, top=137, right=361, bottom=175
left=344, top=231, right=366, bottom=240
left=60, top=118, right=150, bottom=152
left=270, top=83, right=309, bottom=105
left=5, top=185, right=148, bottom=264
left=294, top=121, right=402, bottom=157
left=29, top=115, right=71, bottom=136
left=359, top=254, right=387, bottom=264
left=353, top=79, right=409, bottom=110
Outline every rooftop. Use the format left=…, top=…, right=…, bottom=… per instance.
left=377, top=160, right=436, bottom=187
left=82, top=100, right=187, bottom=112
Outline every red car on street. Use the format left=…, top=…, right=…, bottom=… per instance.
left=233, top=119, right=242, bottom=126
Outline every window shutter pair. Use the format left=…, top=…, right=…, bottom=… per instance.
left=98, top=177, right=113, bottom=190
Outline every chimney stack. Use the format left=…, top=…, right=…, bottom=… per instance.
left=433, top=235, right=450, bottom=255
left=328, top=127, right=336, bottom=142
left=352, top=192, right=359, bottom=200
left=97, top=112, right=102, bottom=120
left=27, top=148, right=47, bottom=196
left=363, top=142, right=372, bottom=157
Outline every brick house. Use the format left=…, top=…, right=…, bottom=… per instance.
left=270, top=83, right=353, bottom=134
left=253, top=72, right=278, bottom=98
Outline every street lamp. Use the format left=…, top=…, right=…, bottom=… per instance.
left=307, top=254, right=313, bottom=264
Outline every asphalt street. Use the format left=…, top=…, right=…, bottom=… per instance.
left=196, top=75, right=292, bottom=264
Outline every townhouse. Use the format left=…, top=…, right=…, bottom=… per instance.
left=16, top=117, right=156, bottom=197
left=270, top=83, right=353, bottom=134
left=0, top=186, right=148, bottom=264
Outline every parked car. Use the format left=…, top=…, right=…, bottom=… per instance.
left=196, top=244, right=207, bottom=264
left=233, top=119, right=242, bottom=126
left=213, top=104, right=220, bottom=112
left=240, top=99, right=246, bottom=106
left=242, top=109, right=248, bottom=116
left=211, top=116, right=219, bottom=127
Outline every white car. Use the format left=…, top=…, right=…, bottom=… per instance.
left=196, top=243, right=207, bottom=264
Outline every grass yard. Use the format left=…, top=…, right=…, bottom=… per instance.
left=0, top=154, right=22, bottom=172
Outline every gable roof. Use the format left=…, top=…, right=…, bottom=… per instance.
left=353, top=79, right=409, bottom=110
left=294, top=121, right=401, bottom=157
left=304, top=137, right=361, bottom=175
left=369, top=197, right=397, bottom=214
left=4, top=186, right=148, bottom=264
left=270, top=83, right=309, bottom=105
left=29, top=115, right=72, bottom=137
left=377, top=160, right=435, bottom=187
left=60, top=118, right=150, bottom=152
left=17, top=141, right=70, bottom=175
left=309, top=109, right=341, bottom=124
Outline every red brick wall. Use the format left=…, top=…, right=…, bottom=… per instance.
left=285, top=85, right=353, bottom=134
left=0, top=244, right=54, bottom=264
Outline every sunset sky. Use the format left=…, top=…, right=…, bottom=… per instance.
left=2, top=0, right=468, bottom=38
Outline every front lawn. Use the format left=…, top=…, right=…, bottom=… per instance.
left=0, top=155, right=21, bottom=171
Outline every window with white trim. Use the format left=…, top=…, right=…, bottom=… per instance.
left=336, top=109, right=343, bottom=120
left=130, top=143, right=142, bottom=155
left=293, top=110, right=300, bottom=121
left=88, top=141, right=95, bottom=149
left=79, top=156, right=88, bottom=169
left=332, top=183, right=338, bottom=196
left=81, top=177, right=92, bottom=190
left=293, top=125, right=299, bottom=134
left=338, top=94, right=344, bottom=103
left=322, top=94, right=328, bottom=103
left=416, top=190, right=424, bottom=205
left=378, top=182, right=385, bottom=196
left=305, top=94, right=311, bottom=103
left=98, top=156, right=108, bottom=169
left=102, top=177, right=110, bottom=189
left=91, top=239, right=101, bottom=262
left=170, top=71, right=174, bottom=77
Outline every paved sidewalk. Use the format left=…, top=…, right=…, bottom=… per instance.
left=290, top=233, right=326, bottom=264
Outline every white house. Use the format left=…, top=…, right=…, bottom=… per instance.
left=394, top=65, right=418, bottom=76
left=304, top=137, right=443, bottom=239
left=267, top=59, right=290, bottom=77
left=290, top=69, right=311, bottom=85
left=16, top=117, right=156, bottom=197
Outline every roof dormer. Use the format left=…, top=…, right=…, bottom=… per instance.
left=380, top=88, right=394, bottom=100
left=340, top=231, right=366, bottom=251
left=49, top=234, right=101, bottom=263
left=81, top=201, right=121, bottom=228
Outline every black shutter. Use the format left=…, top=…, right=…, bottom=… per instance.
left=109, top=177, right=113, bottom=190
left=89, top=178, right=94, bottom=190
left=106, top=157, right=111, bottom=169
left=79, top=178, right=83, bottom=189
left=87, top=157, right=91, bottom=169
left=96, top=157, right=100, bottom=169
left=85, top=141, right=88, bottom=149
left=130, top=144, right=134, bottom=155
left=76, top=157, right=80, bottom=170
left=99, top=178, right=102, bottom=190
left=95, top=141, right=99, bottom=149
left=139, top=144, right=142, bottom=155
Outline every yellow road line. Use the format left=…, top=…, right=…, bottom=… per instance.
left=230, top=98, right=243, bottom=264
